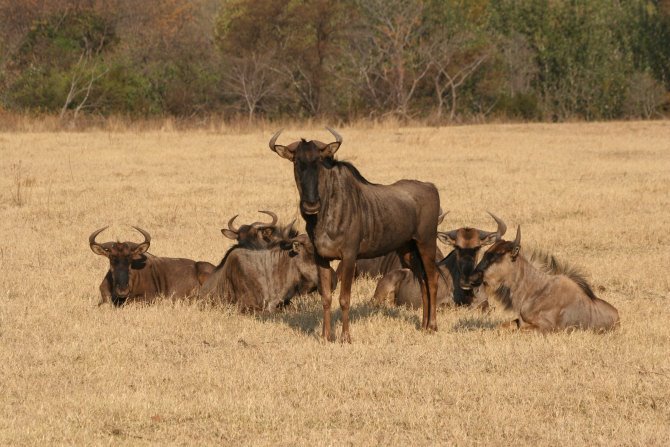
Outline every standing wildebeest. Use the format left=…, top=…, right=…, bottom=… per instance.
left=89, top=226, right=215, bottom=306
left=221, top=210, right=287, bottom=249
left=200, top=229, right=335, bottom=311
left=464, top=227, right=620, bottom=332
left=270, top=127, right=441, bottom=341
left=372, top=213, right=505, bottom=310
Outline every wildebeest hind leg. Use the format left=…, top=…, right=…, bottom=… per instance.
left=416, top=241, right=438, bottom=331
left=372, top=269, right=409, bottom=306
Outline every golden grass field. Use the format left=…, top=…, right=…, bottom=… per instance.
left=1, top=121, right=669, bottom=445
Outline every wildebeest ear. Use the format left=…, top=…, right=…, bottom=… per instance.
left=132, top=241, right=150, bottom=256
left=221, top=229, right=238, bottom=240
left=90, top=244, right=110, bottom=257
left=272, top=144, right=295, bottom=161
left=320, top=141, right=341, bottom=158
left=437, top=231, right=457, bottom=246
left=321, top=126, right=343, bottom=158
left=480, top=232, right=498, bottom=246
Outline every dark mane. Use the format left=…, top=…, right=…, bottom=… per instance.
left=526, top=248, right=597, bottom=300
left=215, top=245, right=240, bottom=270
left=323, top=158, right=375, bottom=185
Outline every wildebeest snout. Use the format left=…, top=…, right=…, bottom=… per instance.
left=301, top=200, right=321, bottom=215
left=114, top=286, right=130, bottom=297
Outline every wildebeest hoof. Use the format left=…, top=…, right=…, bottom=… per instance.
left=340, top=332, right=352, bottom=344
left=498, top=320, right=519, bottom=331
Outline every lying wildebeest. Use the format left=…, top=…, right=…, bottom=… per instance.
left=89, top=226, right=215, bottom=306
left=464, top=226, right=620, bottom=332
left=270, top=127, right=441, bottom=341
left=200, top=227, right=336, bottom=311
left=372, top=213, right=505, bottom=310
left=221, top=210, right=287, bottom=249
left=337, top=211, right=448, bottom=279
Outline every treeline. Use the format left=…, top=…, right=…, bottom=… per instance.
left=1, top=0, right=669, bottom=123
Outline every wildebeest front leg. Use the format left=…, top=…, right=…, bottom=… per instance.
left=337, top=255, right=356, bottom=343
left=316, top=256, right=334, bottom=341
left=98, top=273, right=112, bottom=306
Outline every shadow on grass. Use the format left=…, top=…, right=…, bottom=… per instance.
left=451, top=316, right=498, bottom=332
left=256, top=300, right=421, bottom=337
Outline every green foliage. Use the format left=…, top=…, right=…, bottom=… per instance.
left=5, top=67, right=68, bottom=112
left=0, top=0, right=668, bottom=120
left=489, top=0, right=635, bottom=120
left=5, top=10, right=117, bottom=113
left=12, top=11, right=116, bottom=70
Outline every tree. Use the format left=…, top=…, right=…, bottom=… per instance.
left=222, top=52, right=283, bottom=122
left=350, top=0, right=433, bottom=118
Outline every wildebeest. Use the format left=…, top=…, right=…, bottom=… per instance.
left=464, top=226, right=620, bottom=332
left=270, top=127, right=441, bottom=341
left=200, top=227, right=336, bottom=311
left=89, top=226, right=215, bottom=306
left=371, top=213, right=504, bottom=310
left=221, top=210, right=288, bottom=249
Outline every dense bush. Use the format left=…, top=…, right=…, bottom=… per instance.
left=0, top=0, right=668, bottom=122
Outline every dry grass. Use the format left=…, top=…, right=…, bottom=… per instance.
left=1, top=121, right=669, bottom=446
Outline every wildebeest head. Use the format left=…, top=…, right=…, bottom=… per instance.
left=269, top=127, right=342, bottom=216
left=89, top=226, right=151, bottom=301
left=464, top=226, right=521, bottom=289
left=437, top=212, right=507, bottom=290
left=221, top=210, right=282, bottom=248
left=281, top=232, right=320, bottom=287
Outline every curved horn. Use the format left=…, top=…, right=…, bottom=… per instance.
left=89, top=226, right=109, bottom=247
left=487, top=211, right=507, bottom=240
left=282, top=218, right=298, bottom=239
left=227, top=215, right=240, bottom=233
left=325, top=126, right=342, bottom=144
left=131, top=226, right=151, bottom=246
left=269, top=128, right=283, bottom=150
left=437, top=210, right=449, bottom=226
left=251, top=210, right=278, bottom=228
left=513, top=225, right=521, bottom=248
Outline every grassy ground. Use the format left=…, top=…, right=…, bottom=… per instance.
left=1, top=121, right=669, bottom=445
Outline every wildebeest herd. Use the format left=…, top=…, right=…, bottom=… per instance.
left=90, top=128, right=619, bottom=340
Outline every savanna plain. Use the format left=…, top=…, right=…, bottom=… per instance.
left=1, top=121, right=669, bottom=446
